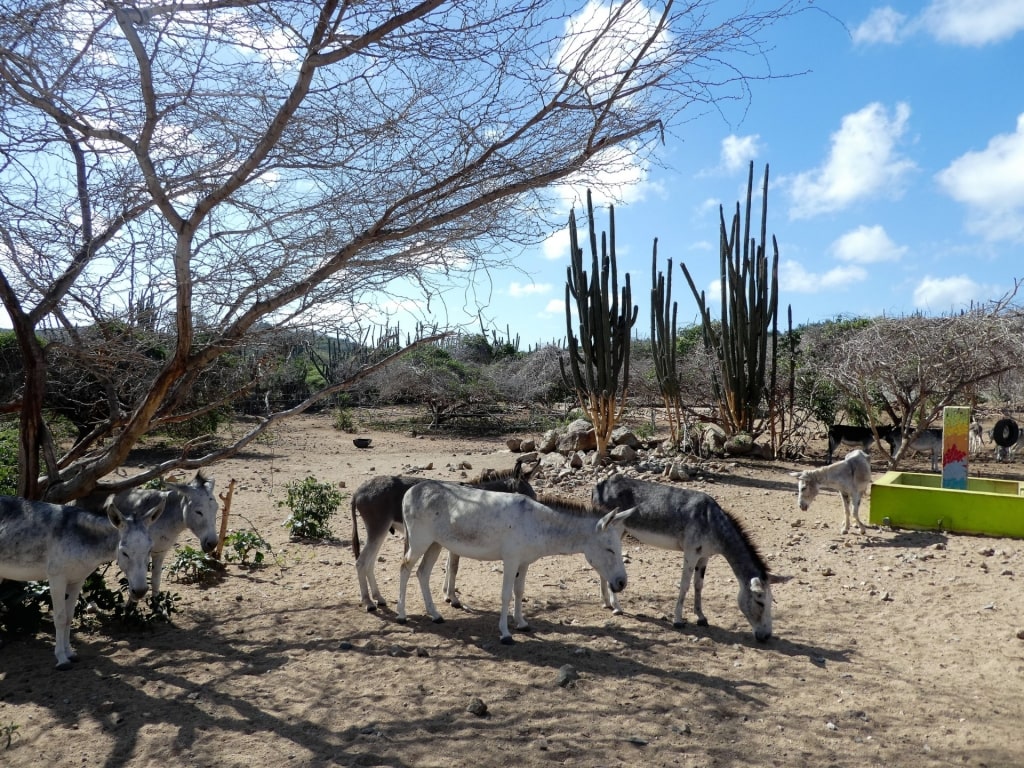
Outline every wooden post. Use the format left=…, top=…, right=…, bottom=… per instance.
left=942, top=407, right=969, bottom=490
left=214, top=478, right=236, bottom=560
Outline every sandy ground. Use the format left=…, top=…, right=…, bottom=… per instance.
left=2, top=411, right=1024, bottom=768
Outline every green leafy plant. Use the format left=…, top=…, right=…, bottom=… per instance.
left=167, top=546, right=224, bottom=585
left=2, top=721, right=19, bottom=750
left=279, top=475, right=343, bottom=540
left=223, top=529, right=272, bottom=566
left=0, top=427, right=17, bottom=496
left=332, top=407, right=356, bottom=433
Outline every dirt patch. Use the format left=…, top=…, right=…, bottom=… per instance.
left=2, top=412, right=1023, bottom=767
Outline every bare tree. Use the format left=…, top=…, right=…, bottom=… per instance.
left=0, top=1, right=816, bottom=500
left=824, top=294, right=1024, bottom=467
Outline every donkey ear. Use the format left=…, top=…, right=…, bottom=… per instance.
left=787, top=471, right=801, bottom=478
left=749, top=577, right=766, bottom=597
left=143, top=496, right=168, bottom=525
left=105, top=497, right=126, bottom=528
left=768, top=573, right=793, bottom=585
left=596, top=507, right=620, bottom=531
left=612, top=507, right=635, bottom=524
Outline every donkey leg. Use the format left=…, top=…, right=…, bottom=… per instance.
left=395, top=539, right=420, bottom=625
left=673, top=555, right=698, bottom=629
left=498, top=563, right=517, bottom=644
left=601, top=577, right=623, bottom=615
left=355, top=527, right=388, bottom=611
left=839, top=493, right=852, bottom=535
left=443, top=552, right=463, bottom=608
left=692, top=558, right=710, bottom=627
left=850, top=492, right=867, bottom=534
left=512, top=564, right=531, bottom=632
left=48, top=577, right=74, bottom=670
left=416, top=543, right=445, bottom=623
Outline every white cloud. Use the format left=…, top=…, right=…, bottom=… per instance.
left=720, top=134, right=761, bottom=172
left=557, top=0, right=671, bottom=104
left=831, top=225, right=907, bottom=264
left=912, top=275, right=987, bottom=310
left=541, top=299, right=566, bottom=317
left=789, top=102, right=915, bottom=219
left=509, top=282, right=552, bottom=297
left=779, top=260, right=868, bottom=293
left=852, top=7, right=909, bottom=45
left=920, top=0, right=1024, bottom=46
left=935, top=114, right=1024, bottom=242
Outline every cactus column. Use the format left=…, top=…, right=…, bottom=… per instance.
left=560, top=191, right=638, bottom=460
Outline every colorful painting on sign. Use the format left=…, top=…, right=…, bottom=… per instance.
left=942, top=406, right=970, bottom=490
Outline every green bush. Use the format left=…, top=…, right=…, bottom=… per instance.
left=0, top=427, right=18, bottom=496
left=223, top=529, right=272, bottom=565
left=332, top=407, right=356, bottom=433
left=279, top=475, right=342, bottom=540
left=167, top=546, right=223, bottom=585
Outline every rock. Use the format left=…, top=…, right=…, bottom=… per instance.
left=506, top=437, right=523, bottom=451
left=556, top=664, right=580, bottom=688
left=538, top=430, right=559, bottom=453
left=609, top=444, right=637, bottom=463
left=467, top=698, right=488, bottom=717
left=557, top=419, right=597, bottom=453
left=611, top=426, right=642, bottom=449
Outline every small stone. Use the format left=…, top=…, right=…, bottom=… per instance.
left=467, top=698, right=488, bottom=717
left=338, top=641, right=353, bottom=651
left=556, top=664, right=580, bottom=687
left=826, top=721, right=838, bottom=731
left=1015, top=628, right=1024, bottom=640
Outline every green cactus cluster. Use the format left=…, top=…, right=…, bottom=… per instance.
left=680, top=162, right=782, bottom=438
left=559, top=190, right=638, bottom=459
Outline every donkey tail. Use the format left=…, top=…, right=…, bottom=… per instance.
left=351, top=497, right=361, bottom=558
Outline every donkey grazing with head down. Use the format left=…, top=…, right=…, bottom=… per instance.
left=398, top=481, right=633, bottom=644
left=592, top=474, right=786, bottom=642
left=350, top=463, right=535, bottom=612
left=0, top=495, right=166, bottom=669
left=82, top=471, right=219, bottom=604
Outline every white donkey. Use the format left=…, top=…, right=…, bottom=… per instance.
left=592, top=474, right=785, bottom=642
left=87, top=471, right=219, bottom=603
left=397, top=481, right=633, bottom=645
left=791, top=449, right=873, bottom=534
left=0, top=494, right=166, bottom=669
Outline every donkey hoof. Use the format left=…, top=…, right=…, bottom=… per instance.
left=516, top=624, right=532, bottom=633
left=56, top=660, right=74, bottom=671
left=432, top=616, right=445, bottom=625
left=611, top=608, right=624, bottom=616
left=365, top=604, right=378, bottom=613
left=696, top=618, right=709, bottom=627
left=450, top=600, right=462, bottom=609
left=499, top=635, right=515, bottom=645
left=396, top=617, right=407, bottom=625
left=672, top=620, right=686, bottom=630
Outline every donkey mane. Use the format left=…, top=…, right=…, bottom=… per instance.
left=468, top=467, right=518, bottom=484
left=721, top=506, right=770, bottom=578
left=535, top=493, right=602, bottom=518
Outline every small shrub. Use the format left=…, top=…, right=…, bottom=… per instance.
left=0, top=427, right=18, bottom=496
left=167, top=545, right=224, bottom=585
left=2, top=721, right=20, bottom=750
left=332, top=407, right=357, bottom=433
left=223, top=529, right=272, bottom=566
left=279, top=475, right=342, bottom=540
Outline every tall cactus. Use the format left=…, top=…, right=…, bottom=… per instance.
left=560, top=190, right=638, bottom=460
left=650, top=241, right=685, bottom=448
left=680, top=162, right=780, bottom=438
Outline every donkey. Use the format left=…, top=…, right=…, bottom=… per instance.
left=350, top=464, right=535, bottom=611
left=592, top=474, right=785, bottom=642
left=0, top=495, right=166, bottom=669
left=826, top=424, right=896, bottom=463
left=791, top=449, right=873, bottom=535
left=88, top=471, right=219, bottom=604
left=398, top=481, right=633, bottom=644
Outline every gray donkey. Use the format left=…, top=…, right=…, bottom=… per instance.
left=351, top=462, right=535, bottom=611
left=593, top=474, right=787, bottom=642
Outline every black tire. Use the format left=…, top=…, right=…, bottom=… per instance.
left=992, top=418, right=1020, bottom=448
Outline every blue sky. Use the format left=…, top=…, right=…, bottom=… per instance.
left=450, top=1, right=1024, bottom=348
